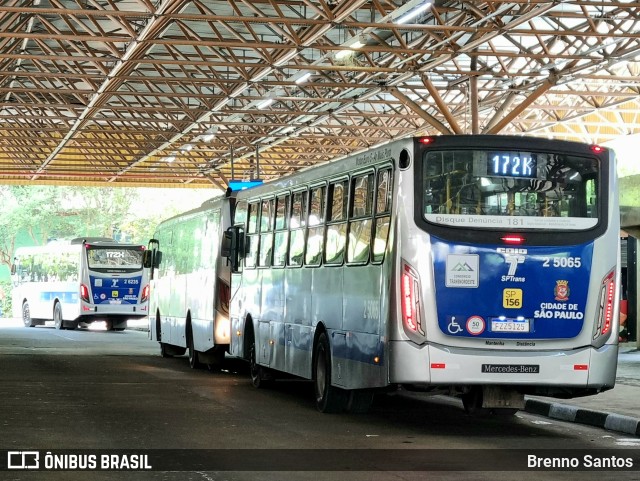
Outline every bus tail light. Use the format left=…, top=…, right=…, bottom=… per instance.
left=594, top=269, right=616, bottom=340
left=80, top=284, right=90, bottom=303
left=141, top=284, right=150, bottom=303
left=218, top=281, right=231, bottom=315
left=500, top=235, right=526, bottom=245
left=401, top=261, right=425, bottom=336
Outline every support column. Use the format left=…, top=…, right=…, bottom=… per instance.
left=469, top=57, right=479, bottom=134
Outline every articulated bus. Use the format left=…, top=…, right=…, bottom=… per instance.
left=148, top=135, right=620, bottom=414
left=12, top=238, right=149, bottom=331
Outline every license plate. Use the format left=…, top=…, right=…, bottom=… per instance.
left=491, top=317, right=530, bottom=333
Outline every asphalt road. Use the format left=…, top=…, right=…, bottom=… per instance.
left=0, top=318, right=639, bottom=481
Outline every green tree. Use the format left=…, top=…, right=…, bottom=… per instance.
left=0, top=186, right=138, bottom=271
left=0, top=187, right=21, bottom=268
left=0, top=185, right=220, bottom=275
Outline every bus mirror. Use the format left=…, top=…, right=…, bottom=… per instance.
left=222, top=227, right=244, bottom=271
left=154, top=251, right=163, bottom=268
left=10, top=263, right=16, bottom=275
left=143, top=250, right=152, bottom=268
left=221, top=230, right=233, bottom=258
left=143, top=250, right=162, bottom=269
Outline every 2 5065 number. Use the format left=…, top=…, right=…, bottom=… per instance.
left=542, top=257, right=581, bottom=268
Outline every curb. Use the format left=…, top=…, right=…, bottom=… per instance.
left=524, top=398, right=640, bottom=436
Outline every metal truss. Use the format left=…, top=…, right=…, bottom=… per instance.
left=1, top=0, right=639, bottom=187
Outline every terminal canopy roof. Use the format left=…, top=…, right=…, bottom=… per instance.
left=1, top=0, right=639, bottom=187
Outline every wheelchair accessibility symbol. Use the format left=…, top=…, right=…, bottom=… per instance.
left=448, top=317, right=463, bottom=334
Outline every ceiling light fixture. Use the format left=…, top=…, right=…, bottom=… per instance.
left=257, top=98, right=274, bottom=109
left=295, top=72, right=312, bottom=84
left=396, top=1, right=432, bottom=24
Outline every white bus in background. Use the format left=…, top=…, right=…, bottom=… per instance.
left=145, top=196, right=232, bottom=369
left=12, top=238, right=149, bottom=330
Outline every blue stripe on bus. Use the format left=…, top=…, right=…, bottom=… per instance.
left=38, top=292, right=79, bottom=303
left=331, top=332, right=385, bottom=366
left=275, top=326, right=384, bottom=366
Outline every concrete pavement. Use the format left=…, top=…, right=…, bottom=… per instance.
left=524, top=343, right=640, bottom=436
left=4, top=317, right=639, bottom=436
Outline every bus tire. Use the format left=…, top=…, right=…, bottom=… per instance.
left=313, top=332, right=347, bottom=413
left=206, top=346, right=226, bottom=372
left=160, top=343, right=172, bottom=358
left=248, top=332, right=273, bottom=388
left=346, top=389, right=374, bottom=414
left=53, top=302, right=64, bottom=330
left=461, top=387, right=489, bottom=416
left=187, top=327, right=202, bottom=369
left=22, top=302, right=35, bottom=328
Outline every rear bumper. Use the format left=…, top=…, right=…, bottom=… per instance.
left=78, top=302, right=148, bottom=319
left=389, top=341, right=618, bottom=392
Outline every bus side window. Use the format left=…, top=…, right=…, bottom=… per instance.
left=245, top=202, right=260, bottom=268
left=325, top=179, right=348, bottom=265
left=288, top=190, right=307, bottom=267
left=305, top=185, right=326, bottom=266
left=273, top=194, right=290, bottom=267
left=162, top=230, right=174, bottom=277
left=203, top=211, right=219, bottom=270
left=175, top=220, right=191, bottom=275
left=258, top=198, right=274, bottom=267
left=234, top=200, right=248, bottom=227
left=347, top=173, right=374, bottom=264
left=373, top=168, right=393, bottom=262
left=187, top=216, right=201, bottom=274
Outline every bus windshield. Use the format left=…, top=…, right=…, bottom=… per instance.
left=14, top=250, right=78, bottom=282
left=422, top=148, right=599, bottom=230
left=86, top=247, right=144, bottom=271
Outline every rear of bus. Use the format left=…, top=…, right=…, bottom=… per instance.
left=79, top=241, right=149, bottom=329
left=390, top=135, right=619, bottom=408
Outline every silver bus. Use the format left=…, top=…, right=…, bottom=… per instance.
left=146, top=196, right=232, bottom=368
left=150, top=135, right=620, bottom=414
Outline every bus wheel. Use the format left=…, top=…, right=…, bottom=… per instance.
left=53, top=302, right=64, bottom=330
left=22, top=302, right=35, bottom=328
left=461, top=387, right=488, bottom=415
left=249, top=335, right=273, bottom=388
left=313, top=332, right=347, bottom=413
left=187, top=329, right=202, bottom=369
left=346, top=390, right=374, bottom=414
left=206, top=346, right=226, bottom=372
left=160, top=343, right=172, bottom=358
